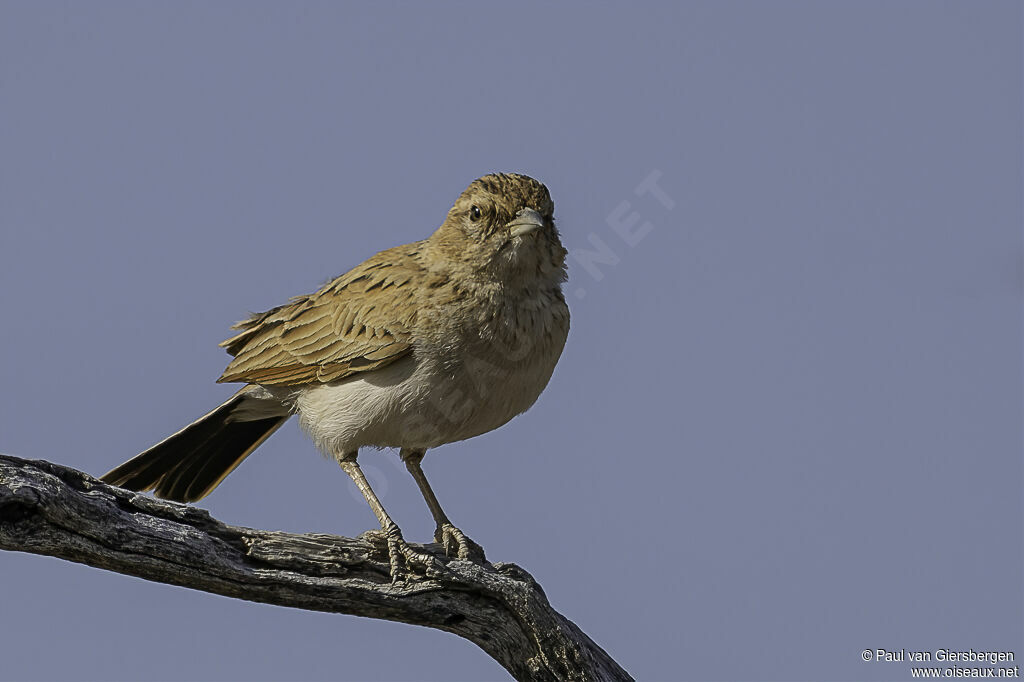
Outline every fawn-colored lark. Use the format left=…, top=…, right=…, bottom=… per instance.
left=102, top=173, right=570, bottom=579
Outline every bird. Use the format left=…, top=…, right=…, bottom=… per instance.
left=101, top=172, right=570, bottom=579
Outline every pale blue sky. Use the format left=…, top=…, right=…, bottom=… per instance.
left=1, top=2, right=1021, bottom=681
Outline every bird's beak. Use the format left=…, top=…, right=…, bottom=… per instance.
left=507, top=208, right=545, bottom=238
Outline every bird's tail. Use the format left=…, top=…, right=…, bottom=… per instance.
left=100, top=388, right=289, bottom=503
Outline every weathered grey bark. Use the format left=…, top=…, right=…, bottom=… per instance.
left=0, top=454, right=631, bottom=682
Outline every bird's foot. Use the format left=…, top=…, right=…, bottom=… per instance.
left=362, top=526, right=443, bottom=582
left=435, top=523, right=486, bottom=562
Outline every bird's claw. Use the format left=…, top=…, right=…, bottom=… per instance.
left=362, top=527, right=444, bottom=582
left=435, top=523, right=486, bottom=562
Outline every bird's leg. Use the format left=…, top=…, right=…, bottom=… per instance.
left=401, top=448, right=486, bottom=562
left=338, top=452, right=441, bottom=581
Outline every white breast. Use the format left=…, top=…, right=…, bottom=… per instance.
left=292, top=294, right=569, bottom=459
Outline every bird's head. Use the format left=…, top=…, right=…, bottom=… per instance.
left=428, top=173, right=567, bottom=288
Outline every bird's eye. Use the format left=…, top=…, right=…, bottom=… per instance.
left=469, top=205, right=482, bottom=221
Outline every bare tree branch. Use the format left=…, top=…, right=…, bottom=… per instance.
left=0, top=454, right=631, bottom=682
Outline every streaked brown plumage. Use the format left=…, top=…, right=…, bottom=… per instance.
left=101, top=172, right=569, bottom=579
left=218, top=244, right=421, bottom=385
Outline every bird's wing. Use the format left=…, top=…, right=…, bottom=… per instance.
left=217, top=243, right=422, bottom=386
